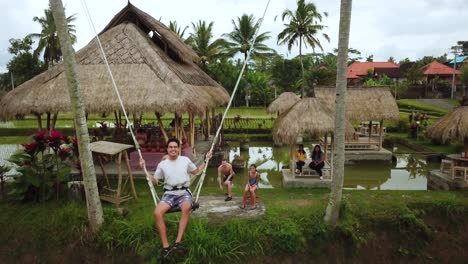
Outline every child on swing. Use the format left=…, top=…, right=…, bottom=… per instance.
left=240, top=164, right=260, bottom=210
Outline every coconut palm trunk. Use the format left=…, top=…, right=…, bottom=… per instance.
left=50, top=0, right=104, bottom=232
left=324, top=0, right=352, bottom=227
left=299, top=36, right=306, bottom=97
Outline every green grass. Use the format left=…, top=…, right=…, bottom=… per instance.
left=1, top=185, right=467, bottom=263
left=396, top=99, right=449, bottom=115
left=387, top=132, right=463, bottom=154
left=0, top=136, right=30, bottom=144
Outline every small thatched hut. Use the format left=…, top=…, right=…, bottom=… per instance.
left=267, top=92, right=300, bottom=115
left=314, top=86, right=399, bottom=122
left=0, top=3, right=229, bottom=145
left=426, top=103, right=468, bottom=155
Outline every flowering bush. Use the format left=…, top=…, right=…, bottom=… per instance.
left=8, top=130, right=76, bottom=202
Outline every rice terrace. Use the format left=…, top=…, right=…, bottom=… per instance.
left=0, top=0, right=467, bottom=263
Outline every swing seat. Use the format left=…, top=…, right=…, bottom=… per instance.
left=167, top=202, right=200, bottom=213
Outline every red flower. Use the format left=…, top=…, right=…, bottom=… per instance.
left=49, top=130, right=64, bottom=140
left=22, top=142, right=37, bottom=150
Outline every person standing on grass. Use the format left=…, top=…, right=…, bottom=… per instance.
left=240, top=164, right=260, bottom=210
left=140, top=138, right=212, bottom=261
left=218, top=159, right=235, bottom=201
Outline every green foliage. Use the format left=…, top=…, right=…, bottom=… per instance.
left=168, top=20, right=189, bottom=41
left=247, top=70, right=272, bottom=106
left=222, top=14, right=276, bottom=61
left=276, top=0, right=330, bottom=53
left=6, top=36, right=45, bottom=88
left=7, top=130, right=74, bottom=201
left=28, top=6, right=77, bottom=68
left=397, top=99, right=448, bottom=115
left=363, top=74, right=393, bottom=86
left=187, top=20, right=227, bottom=66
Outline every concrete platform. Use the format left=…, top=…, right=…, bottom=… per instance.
left=344, top=148, right=393, bottom=164
left=282, top=169, right=331, bottom=188
left=428, top=169, right=468, bottom=190
left=192, top=196, right=265, bottom=218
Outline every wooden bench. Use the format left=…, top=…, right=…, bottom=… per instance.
left=452, top=166, right=468, bottom=180
left=294, top=159, right=331, bottom=178
left=440, top=159, right=453, bottom=173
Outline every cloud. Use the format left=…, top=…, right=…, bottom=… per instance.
left=1, top=0, right=467, bottom=73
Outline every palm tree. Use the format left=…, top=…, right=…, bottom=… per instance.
left=50, top=0, right=103, bottom=232
left=277, top=0, right=330, bottom=96
left=29, top=5, right=77, bottom=68
left=187, top=20, right=227, bottom=66
left=168, top=20, right=189, bottom=42
left=223, top=14, right=275, bottom=62
left=324, top=0, right=353, bottom=228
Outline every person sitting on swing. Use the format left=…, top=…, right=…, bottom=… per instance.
left=140, top=138, right=212, bottom=260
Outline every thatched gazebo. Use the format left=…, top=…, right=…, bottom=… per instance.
left=272, top=96, right=353, bottom=178
left=0, top=3, right=229, bottom=147
left=267, top=92, right=300, bottom=115
left=315, top=86, right=399, bottom=150
left=426, top=103, right=468, bottom=156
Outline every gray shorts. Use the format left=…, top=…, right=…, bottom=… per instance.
left=160, top=191, right=193, bottom=208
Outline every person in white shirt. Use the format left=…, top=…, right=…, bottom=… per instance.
left=140, top=138, right=212, bottom=260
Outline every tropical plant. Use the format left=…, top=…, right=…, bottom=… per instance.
left=187, top=20, right=227, bottom=66
left=459, top=64, right=468, bottom=96
left=223, top=14, right=275, bottom=62
left=51, top=0, right=103, bottom=231
left=277, top=0, right=330, bottom=96
left=7, top=130, right=73, bottom=201
left=247, top=71, right=272, bottom=107
left=168, top=20, right=189, bottom=41
left=5, top=37, right=45, bottom=88
left=325, top=0, right=352, bottom=228
left=0, top=165, right=11, bottom=199
left=28, top=5, right=77, bottom=68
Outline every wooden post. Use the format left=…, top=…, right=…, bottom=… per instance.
left=324, top=132, right=328, bottom=161
left=290, top=144, right=295, bottom=177
left=51, top=113, right=58, bottom=130
left=123, top=151, right=137, bottom=199
left=189, top=113, right=195, bottom=148
left=46, top=112, right=51, bottom=131
left=368, top=120, right=372, bottom=142
left=205, top=108, right=210, bottom=140
left=331, top=133, right=335, bottom=179
left=378, top=119, right=383, bottom=151
left=35, top=113, right=43, bottom=130
left=116, top=152, right=123, bottom=204
left=155, top=112, right=169, bottom=143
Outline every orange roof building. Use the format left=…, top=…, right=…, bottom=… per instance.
left=420, top=61, right=461, bottom=76
left=347, top=62, right=400, bottom=81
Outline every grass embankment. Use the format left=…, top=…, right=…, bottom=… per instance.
left=1, top=183, right=467, bottom=263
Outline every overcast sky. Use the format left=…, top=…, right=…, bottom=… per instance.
left=1, top=0, right=468, bottom=73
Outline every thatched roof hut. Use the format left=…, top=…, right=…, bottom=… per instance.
left=0, top=3, right=229, bottom=119
left=267, top=92, right=300, bottom=114
left=315, top=87, right=399, bottom=122
left=272, top=97, right=353, bottom=145
left=426, top=105, right=468, bottom=154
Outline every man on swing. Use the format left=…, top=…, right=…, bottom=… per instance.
left=140, top=138, right=212, bottom=260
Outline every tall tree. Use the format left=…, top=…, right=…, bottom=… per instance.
left=168, top=20, right=189, bottom=42
left=324, top=0, right=352, bottom=227
left=223, top=14, right=275, bottom=61
left=187, top=20, right=227, bottom=66
left=277, top=0, right=330, bottom=96
left=5, top=37, right=45, bottom=89
left=50, top=0, right=103, bottom=232
left=29, top=5, right=77, bottom=68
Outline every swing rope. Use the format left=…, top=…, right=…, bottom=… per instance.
left=80, top=0, right=271, bottom=206
left=193, top=0, right=271, bottom=203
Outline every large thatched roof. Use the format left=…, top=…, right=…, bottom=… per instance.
left=0, top=3, right=228, bottom=119
left=267, top=92, right=300, bottom=114
left=315, top=87, right=399, bottom=121
left=272, top=97, right=353, bottom=145
left=426, top=106, right=468, bottom=143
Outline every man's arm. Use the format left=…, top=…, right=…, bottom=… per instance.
left=190, top=152, right=213, bottom=175
left=225, top=166, right=234, bottom=181
left=139, top=158, right=158, bottom=185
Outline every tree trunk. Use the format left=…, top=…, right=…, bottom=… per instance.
left=324, top=0, right=353, bottom=228
left=299, top=36, right=306, bottom=97
left=50, top=0, right=103, bottom=232
left=51, top=112, right=59, bottom=130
